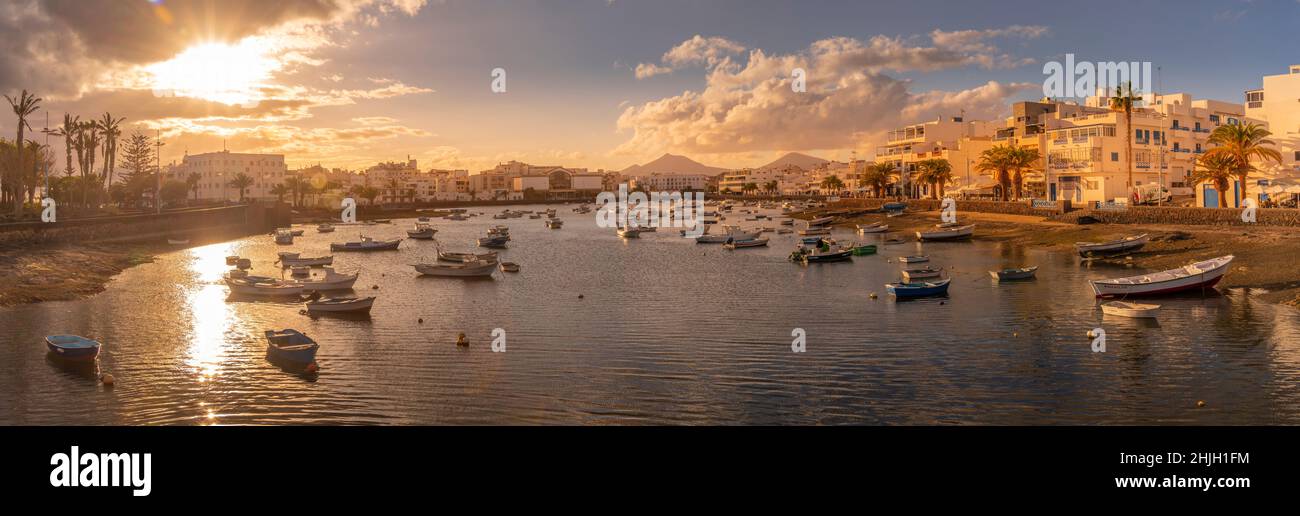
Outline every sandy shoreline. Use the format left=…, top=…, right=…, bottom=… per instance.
left=5, top=209, right=1300, bottom=309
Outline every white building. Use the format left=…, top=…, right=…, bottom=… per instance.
left=1245, top=65, right=1300, bottom=174
left=165, top=150, right=287, bottom=202
left=628, top=173, right=709, bottom=191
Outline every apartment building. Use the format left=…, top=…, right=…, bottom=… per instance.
left=1245, top=65, right=1300, bottom=174
left=875, top=117, right=998, bottom=197
left=627, top=173, right=709, bottom=192
left=164, top=150, right=288, bottom=202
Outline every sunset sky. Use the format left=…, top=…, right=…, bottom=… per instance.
left=3, top=0, right=1298, bottom=173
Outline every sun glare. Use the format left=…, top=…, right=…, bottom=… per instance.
left=147, top=37, right=282, bottom=106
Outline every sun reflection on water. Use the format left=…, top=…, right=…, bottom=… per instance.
left=183, top=243, right=239, bottom=382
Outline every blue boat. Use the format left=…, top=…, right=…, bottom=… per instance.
left=264, top=329, right=320, bottom=365
left=881, top=202, right=907, bottom=212
left=800, top=236, right=824, bottom=244
left=44, top=335, right=102, bottom=362
left=885, top=278, right=951, bottom=298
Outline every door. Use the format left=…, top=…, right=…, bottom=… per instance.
left=1203, top=184, right=1219, bottom=207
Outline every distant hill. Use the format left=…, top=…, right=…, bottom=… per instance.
left=757, top=152, right=828, bottom=171
left=621, top=153, right=728, bottom=176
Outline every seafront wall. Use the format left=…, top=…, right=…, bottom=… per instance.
left=0, top=203, right=289, bottom=248
left=830, top=197, right=1300, bottom=227
left=830, top=198, right=1070, bottom=216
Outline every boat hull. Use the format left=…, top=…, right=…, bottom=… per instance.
left=44, top=336, right=101, bottom=361
left=331, top=240, right=401, bottom=251
left=1090, top=256, right=1232, bottom=297
left=306, top=297, right=375, bottom=313
left=414, top=263, right=497, bottom=277
left=886, top=280, right=950, bottom=298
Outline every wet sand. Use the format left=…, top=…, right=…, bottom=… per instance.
left=796, top=207, right=1300, bottom=308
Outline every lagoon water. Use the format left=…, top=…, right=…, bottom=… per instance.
left=3, top=203, right=1300, bottom=425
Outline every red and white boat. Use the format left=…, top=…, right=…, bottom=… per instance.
left=1089, top=255, right=1233, bottom=297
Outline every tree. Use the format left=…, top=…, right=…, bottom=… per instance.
left=360, top=186, right=380, bottom=206
left=186, top=173, right=201, bottom=202
left=742, top=182, right=758, bottom=195
left=1203, top=122, right=1282, bottom=204
left=976, top=145, right=1014, bottom=201
left=819, top=175, right=844, bottom=194
left=270, top=183, right=288, bottom=203
left=284, top=176, right=306, bottom=208
left=914, top=158, right=953, bottom=199
left=1006, top=145, right=1041, bottom=200
left=764, top=180, right=779, bottom=195
left=1191, top=153, right=1236, bottom=208
left=5, top=89, right=41, bottom=215
left=858, top=163, right=893, bottom=198
left=1109, top=82, right=1141, bottom=200
left=160, top=179, right=189, bottom=206
left=228, top=173, right=254, bottom=202
left=97, top=112, right=125, bottom=190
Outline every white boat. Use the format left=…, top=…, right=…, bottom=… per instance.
left=1089, top=255, right=1233, bottom=298
left=901, top=267, right=943, bottom=282
left=695, top=225, right=761, bottom=243
left=798, top=227, right=831, bottom=236
left=989, top=266, right=1038, bottom=281
left=407, top=223, right=437, bottom=239
left=305, top=296, right=376, bottom=314
left=899, top=255, right=929, bottom=263
left=330, top=236, right=401, bottom=252
left=857, top=224, right=888, bottom=234
left=225, top=276, right=305, bottom=297
left=414, top=260, right=497, bottom=278
left=545, top=219, right=564, bottom=229
left=808, top=216, right=834, bottom=226
left=723, top=237, right=769, bottom=249
left=617, top=227, right=642, bottom=238
left=289, top=267, right=359, bottom=291
left=499, top=262, right=521, bottom=272
left=1100, top=301, right=1161, bottom=318
left=317, top=223, right=335, bottom=233
left=917, top=224, right=975, bottom=241
left=290, top=229, right=305, bottom=236
left=274, top=229, right=294, bottom=245
left=1075, top=234, right=1149, bottom=257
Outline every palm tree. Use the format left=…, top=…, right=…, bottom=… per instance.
left=742, top=182, right=758, bottom=196
left=185, top=172, right=201, bottom=202
left=975, top=146, right=1013, bottom=201
left=284, top=176, right=305, bottom=207
left=859, top=163, right=893, bottom=198
left=1191, top=153, right=1237, bottom=208
left=48, top=114, right=77, bottom=179
left=764, top=180, right=779, bottom=195
left=1109, top=82, right=1141, bottom=199
left=914, top=158, right=953, bottom=199
left=227, top=173, right=254, bottom=202
left=97, top=112, right=125, bottom=189
left=5, top=89, right=41, bottom=215
left=1006, top=145, right=1042, bottom=200
left=1203, top=122, right=1282, bottom=205
left=270, top=183, right=288, bottom=203
left=819, top=175, right=844, bottom=195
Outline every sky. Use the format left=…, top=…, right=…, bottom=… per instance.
left=2, top=0, right=1298, bottom=173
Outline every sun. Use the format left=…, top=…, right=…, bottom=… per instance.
left=147, top=37, right=283, bottom=106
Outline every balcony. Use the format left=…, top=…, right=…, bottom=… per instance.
left=1170, top=125, right=1189, bottom=131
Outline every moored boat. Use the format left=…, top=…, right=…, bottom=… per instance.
left=407, top=222, right=437, bottom=239
left=414, top=260, right=497, bottom=278
left=723, top=237, right=769, bottom=249
left=225, top=276, right=306, bottom=297
left=857, top=223, right=888, bottom=234
left=886, top=278, right=951, bottom=298
left=305, top=296, right=375, bottom=314
left=899, top=255, right=929, bottom=263
left=317, top=223, right=335, bottom=233
left=499, top=262, right=521, bottom=272
left=808, top=216, right=834, bottom=226
left=278, top=253, right=333, bottom=267
left=990, top=266, right=1038, bottom=281
left=1100, top=301, right=1161, bottom=318
left=1089, top=255, right=1234, bottom=297
left=1075, top=234, right=1149, bottom=257
left=330, top=236, right=401, bottom=252
left=798, top=226, right=832, bottom=236
left=289, top=267, right=359, bottom=290
left=916, top=224, right=975, bottom=241
left=545, top=218, right=564, bottom=229
left=901, top=266, right=942, bottom=282
left=478, top=235, right=510, bottom=248
left=274, top=229, right=294, bottom=245
left=44, top=335, right=102, bottom=361
left=264, top=329, right=320, bottom=365
left=850, top=244, right=877, bottom=256
left=438, top=249, right=498, bottom=263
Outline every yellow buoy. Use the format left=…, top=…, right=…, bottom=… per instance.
left=100, top=374, right=115, bottom=387
left=1196, top=400, right=1206, bottom=408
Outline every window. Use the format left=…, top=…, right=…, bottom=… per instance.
left=1209, top=114, right=1220, bottom=123
left=1111, top=152, right=1119, bottom=161
left=1294, top=151, right=1300, bottom=161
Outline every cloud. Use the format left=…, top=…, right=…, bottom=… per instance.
left=0, top=0, right=429, bottom=96
left=614, top=32, right=1040, bottom=158
left=634, top=34, right=746, bottom=79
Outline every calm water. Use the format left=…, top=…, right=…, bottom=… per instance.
left=3, top=204, right=1300, bottom=425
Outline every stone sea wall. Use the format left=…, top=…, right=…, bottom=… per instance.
left=0, top=203, right=287, bottom=248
